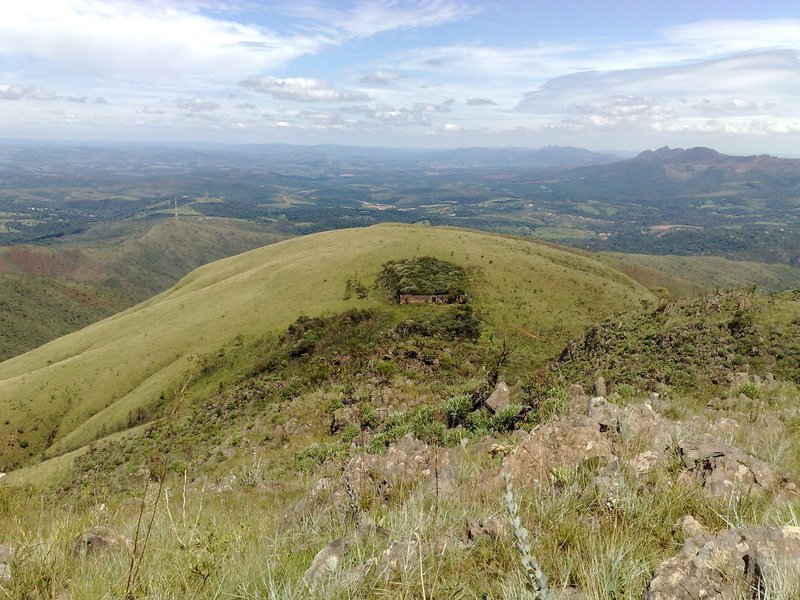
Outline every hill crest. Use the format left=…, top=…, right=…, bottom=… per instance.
left=0, top=223, right=653, bottom=470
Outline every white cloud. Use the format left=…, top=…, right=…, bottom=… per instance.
left=515, top=51, right=800, bottom=136
left=466, top=97, right=496, bottom=106
left=360, top=70, right=406, bottom=84
left=662, top=18, right=800, bottom=60
left=284, top=1, right=480, bottom=39
left=177, top=97, right=220, bottom=112
left=0, top=1, right=322, bottom=81
left=0, top=84, right=58, bottom=101
left=364, top=103, right=428, bottom=126
left=240, top=77, right=369, bottom=102
left=414, top=102, right=450, bottom=113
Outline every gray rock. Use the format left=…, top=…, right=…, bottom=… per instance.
left=628, top=450, right=663, bottom=476
left=729, top=371, right=750, bottom=391
left=678, top=436, right=777, bottom=498
left=645, top=526, right=800, bottom=599
left=593, top=377, right=607, bottom=397
left=506, top=417, right=612, bottom=483
left=485, top=381, right=511, bottom=414
left=0, top=543, right=13, bottom=582
left=331, top=406, right=360, bottom=434
left=377, top=539, right=420, bottom=582
left=465, top=516, right=506, bottom=542
left=303, top=538, right=350, bottom=585
left=672, top=515, right=707, bottom=539
left=72, top=526, right=131, bottom=557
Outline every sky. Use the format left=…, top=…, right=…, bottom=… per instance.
left=2, top=0, right=800, bottom=154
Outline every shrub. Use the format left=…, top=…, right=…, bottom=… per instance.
left=374, top=359, right=397, bottom=378
left=491, top=403, right=523, bottom=432
left=444, top=395, right=472, bottom=428
left=378, top=256, right=468, bottom=297
left=466, top=409, right=491, bottom=435
left=736, top=381, right=761, bottom=400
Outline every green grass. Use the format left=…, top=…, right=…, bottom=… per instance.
left=0, top=217, right=288, bottom=361
left=546, top=288, right=800, bottom=400
left=1, top=266, right=799, bottom=597
left=597, top=252, right=800, bottom=296
left=0, top=223, right=653, bottom=470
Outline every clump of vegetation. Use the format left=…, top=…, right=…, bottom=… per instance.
left=547, top=290, right=800, bottom=398
left=393, top=304, right=481, bottom=340
left=378, top=256, right=468, bottom=298
left=342, top=273, right=369, bottom=299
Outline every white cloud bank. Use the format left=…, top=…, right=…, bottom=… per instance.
left=2, top=5, right=800, bottom=151
left=240, top=77, right=370, bottom=103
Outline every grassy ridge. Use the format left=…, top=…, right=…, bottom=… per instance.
left=0, top=217, right=287, bottom=360
left=596, top=252, right=800, bottom=297
left=0, top=224, right=653, bottom=470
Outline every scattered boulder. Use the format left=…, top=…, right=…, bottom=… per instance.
left=485, top=381, right=511, bottom=414
left=678, top=436, right=778, bottom=497
left=303, top=538, right=350, bottom=585
left=343, top=434, right=460, bottom=500
left=672, top=515, right=707, bottom=539
left=331, top=406, right=360, bottom=434
left=645, top=526, right=800, bottom=599
left=593, top=377, right=607, bottom=397
left=729, top=371, right=750, bottom=391
left=296, top=434, right=463, bottom=518
left=506, top=418, right=612, bottom=483
left=72, top=526, right=131, bottom=557
left=587, top=398, right=667, bottom=444
left=465, top=516, right=506, bottom=542
left=628, top=450, right=663, bottom=477
left=376, top=539, right=420, bottom=582
left=0, top=543, right=13, bottom=582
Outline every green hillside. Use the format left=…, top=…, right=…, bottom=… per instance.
left=0, top=217, right=286, bottom=361
left=0, top=223, right=653, bottom=470
left=1, top=226, right=798, bottom=599
left=597, top=252, right=800, bottom=297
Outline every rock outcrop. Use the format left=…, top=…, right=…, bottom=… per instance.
left=485, top=381, right=511, bottom=414
left=0, top=543, right=13, bottom=582
left=303, top=538, right=350, bottom=585
left=645, top=526, right=800, bottom=599
left=72, top=526, right=132, bottom=557
left=506, top=417, right=612, bottom=483
left=677, top=436, right=778, bottom=498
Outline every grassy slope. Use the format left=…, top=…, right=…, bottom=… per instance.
left=596, top=252, right=800, bottom=297
left=0, top=217, right=287, bottom=361
left=0, top=224, right=653, bottom=470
